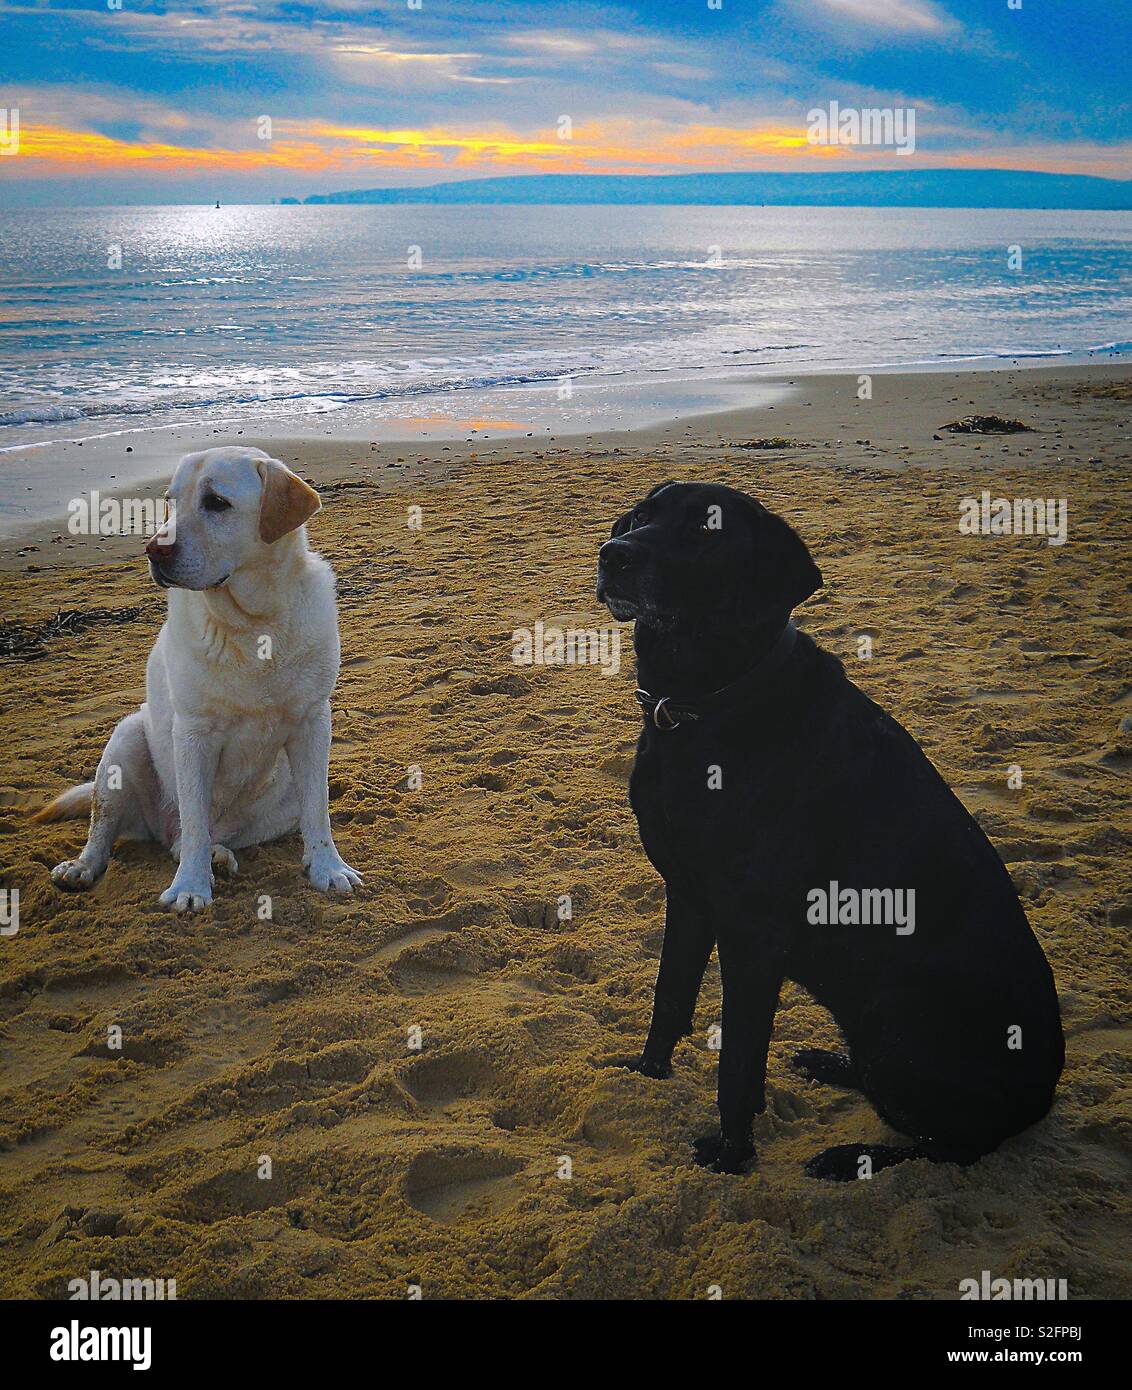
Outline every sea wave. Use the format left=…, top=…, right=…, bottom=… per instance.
left=0, top=404, right=88, bottom=427
left=0, top=365, right=600, bottom=431
left=1, top=340, right=1127, bottom=437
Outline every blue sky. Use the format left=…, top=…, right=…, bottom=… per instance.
left=1, top=0, right=1129, bottom=203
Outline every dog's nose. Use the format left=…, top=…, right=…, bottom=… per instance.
left=145, top=533, right=177, bottom=560
left=599, top=539, right=633, bottom=571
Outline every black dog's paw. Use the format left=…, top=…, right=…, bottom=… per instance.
left=600, top=1052, right=673, bottom=1079
left=629, top=1053, right=673, bottom=1080
left=692, top=1131, right=756, bottom=1174
left=804, top=1143, right=921, bottom=1181
left=791, top=1048, right=861, bottom=1090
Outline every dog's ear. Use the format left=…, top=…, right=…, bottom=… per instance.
left=257, top=458, right=321, bottom=543
left=752, top=503, right=823, bottom=612
left=610, top=480, right=676, bottom=537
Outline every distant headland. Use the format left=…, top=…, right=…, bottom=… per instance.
left=300, top=169, right=1132, bottom=210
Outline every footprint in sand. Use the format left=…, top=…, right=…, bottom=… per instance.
left=175, top=1162, right=305, bottom=1223
left=468, top=771, right=509, bottom=792
left=384, top=927, right=486, bottom=994
left=402, top=1049, right=498, bottom=1110
left=367, top=900, right=503, bottom=993
left=467, top=674, right=529, bottom=697
left=405, top=878, right=451, bottom=913
left=367, top=922, right=454, bottom=967
left=404, top=1149, right=525, bottom=1224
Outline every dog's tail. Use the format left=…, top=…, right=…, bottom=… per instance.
left=32, top=781, right=94, bottom=824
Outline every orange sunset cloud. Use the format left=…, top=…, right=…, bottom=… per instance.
left=3, top=116, right=853, bottom=181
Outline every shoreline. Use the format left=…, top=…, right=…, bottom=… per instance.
left=2, top=359, right=1129, bottom=565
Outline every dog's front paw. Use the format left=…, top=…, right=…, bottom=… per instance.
left=159, top=876, right=213, bottom=913
left=628, top=1052, right=673, bottom=1080
left=692, top=1130, right=756, bottom=1175
left=305, top=849, right=362, bottom=895
left=51, top=859, right=99, bottom=892
left=597, top=1050, right=673, bottom=1078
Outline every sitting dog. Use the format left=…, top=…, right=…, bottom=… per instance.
left=39, top=446, right=361, bottom=911
left=596, top=481, right=1063, bottom=1179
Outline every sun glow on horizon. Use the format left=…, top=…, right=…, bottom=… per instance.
left=2, top=117, right=1128, bottom=189
left=1, top=117, right=862, bottom=183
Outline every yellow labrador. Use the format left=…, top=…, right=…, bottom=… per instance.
left=39, top=446, right=361, bottom=912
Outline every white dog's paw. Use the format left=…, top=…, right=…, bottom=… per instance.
left=210, top=844, right=238, bottom=875
left=158, top=876, right=213, bottom=912
left=305, top=850, right=362, bottom=895
left=51, top=859, right=99, bottom=891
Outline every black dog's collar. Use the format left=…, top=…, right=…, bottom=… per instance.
left=635, top=621, right=798, bottom=731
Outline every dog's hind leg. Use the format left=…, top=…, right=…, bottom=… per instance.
left=210, top=845, right=239, bottom=875
left=51, top=712, right=156, bottom=890
left=804, top=990, right=1055, bottom=1182
left=170, top=841, right=240, bottom=874
left=805, top=1130, right=990, bottom=1180
left=791, top=1048, right=862, bottom=1090
left=804, top=1142, right=934, bottom=1182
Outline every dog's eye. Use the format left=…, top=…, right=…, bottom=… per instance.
left=202, top=493, right=231, bottom=513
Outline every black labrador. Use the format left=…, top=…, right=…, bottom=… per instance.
left=596, top=481, right=1063, bottom=1179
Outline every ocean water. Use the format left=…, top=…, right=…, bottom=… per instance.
left=0, top=203, right=1129, bottom=455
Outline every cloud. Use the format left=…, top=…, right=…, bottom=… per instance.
left=798, top=0, right=955, bottom=37
left=503, top=31, right=600, bottom=58
left=329, top=42, right=513, bottom=90
left=330, top=45, right=481, bottom=65
left=502, top=28, right=665, bottom=58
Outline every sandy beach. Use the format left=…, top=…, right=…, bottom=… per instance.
left=1, top=362, right=1130, bottom=1300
